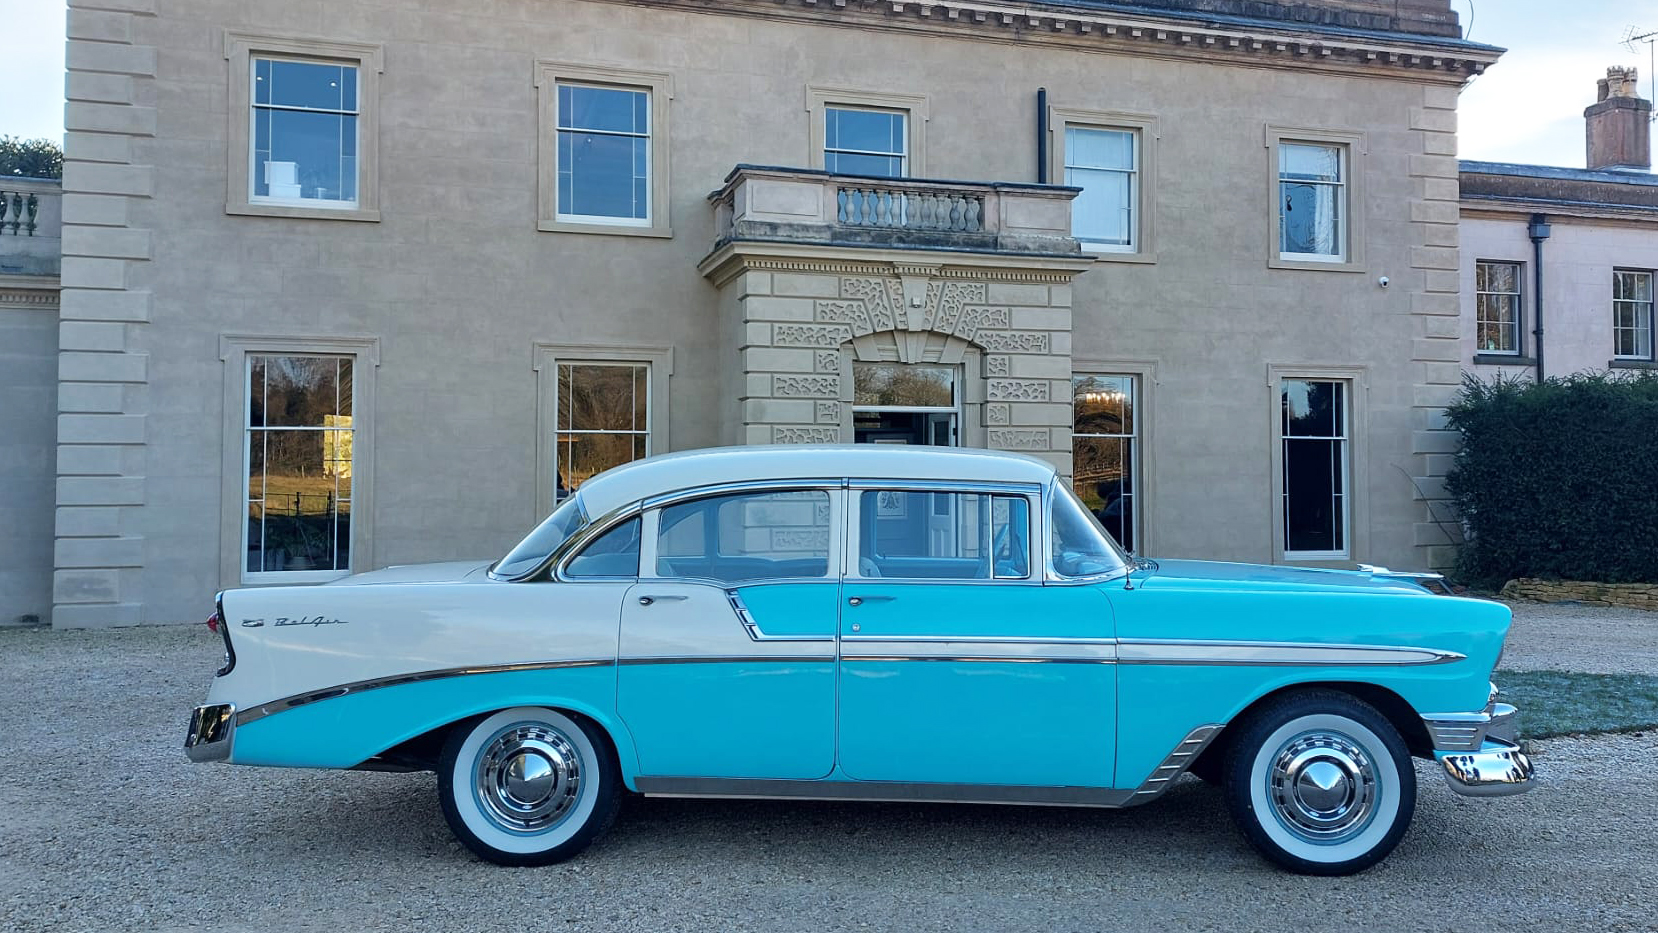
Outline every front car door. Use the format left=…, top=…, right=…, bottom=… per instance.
left=617, top=485, right=842, bottom=780
left=835, top=483, right=1117, bottom=787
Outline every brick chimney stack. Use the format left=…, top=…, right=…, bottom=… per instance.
left=1585, top=66, right=1652, bottom=172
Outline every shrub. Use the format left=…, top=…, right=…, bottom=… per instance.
left=1444, top=371, right=1658, bottom=588
left=0, top=136, right=63, bottom=179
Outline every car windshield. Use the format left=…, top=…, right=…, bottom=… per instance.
left=1050, top=480, right=1129, bottom=578
left=493, top=494, right=589, bottom=578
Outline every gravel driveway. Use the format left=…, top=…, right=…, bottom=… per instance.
left=2, top=604, right=1653, bottom=933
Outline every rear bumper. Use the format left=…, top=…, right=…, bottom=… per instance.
left=184, top=704, right=235, bottom=763
left=1436, top=738, right=1535, bottom=797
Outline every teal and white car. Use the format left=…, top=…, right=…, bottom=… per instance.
left=186, top=445, right=1532, bottom=875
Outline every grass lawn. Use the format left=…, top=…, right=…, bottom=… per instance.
left=1497, top=670, right=1658, bottom=738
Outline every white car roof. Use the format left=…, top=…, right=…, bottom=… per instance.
left=575, top=445, right=1057, bottom=516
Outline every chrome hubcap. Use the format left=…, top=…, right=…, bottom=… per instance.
left=475, top=724, right=582, bottom=832
left=1268, top=731, right=1377, bottom=842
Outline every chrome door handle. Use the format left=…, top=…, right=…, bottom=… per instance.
left=638, top=595, right=687, bottom=606
left=847, top=595, right=894, bottom=606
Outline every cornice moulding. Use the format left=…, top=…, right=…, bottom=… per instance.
left=604, top=0, right=1499, bottom=83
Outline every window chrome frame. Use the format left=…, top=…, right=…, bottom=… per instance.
left=639, top=481, right=845, bottom=586
left=845, top=480, right=1044, bottom=585
left=1044, top=476, right=1131, bottom=585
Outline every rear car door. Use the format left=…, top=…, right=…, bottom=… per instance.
left=617, top=486, right=841, bottom=780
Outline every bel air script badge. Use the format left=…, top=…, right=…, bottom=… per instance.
left=241, top=616, right=347, bottom=628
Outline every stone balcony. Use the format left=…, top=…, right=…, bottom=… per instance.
left=0, top=177, right=63, bottom=279
left=707, top=164, right=1083, bottom=257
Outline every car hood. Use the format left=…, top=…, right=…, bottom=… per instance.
left=327, top=560, right=495, bottom=586
left=1136, top=559, right=1433, bottom=595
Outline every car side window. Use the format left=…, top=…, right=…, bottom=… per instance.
left=857, top=491, right=1030, bottom=580
left=564, top=517, right=641, bottom=578
left=654, top=490, right=830, bottom=584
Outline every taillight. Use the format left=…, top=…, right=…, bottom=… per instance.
left=206, top=611, right=220, bottom=633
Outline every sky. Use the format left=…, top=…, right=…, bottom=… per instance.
left=1, top=0, right=1653, bottom=171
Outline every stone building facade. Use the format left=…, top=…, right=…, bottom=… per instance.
left=22, top=0, right=1501, bottom=626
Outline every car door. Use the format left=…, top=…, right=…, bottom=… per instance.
left=836, top=485, right=1117, bottom=787
left=617, top=486, right=841, bottom=780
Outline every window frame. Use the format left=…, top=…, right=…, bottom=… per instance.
left=846, top=484, right=1040, bottom=583
left=1048, top=107, right=1158, bottom=263
left=532, top=343, right=673, bottom=518
left=1474, top=259, right=1525, bottom=357
left=807, top=86, right=929, bottom=177
left=1072, top=359, right=1155, bottom=555
left=217, top=334, right=380, bottom=587
left=1612, top=269, right=1655, bottom=362
left=535, top=61, right=673, bottom=238
left=223, top=32, right=383, bottom=222
left=1268, top=365, right=1366, bottom=564
left=1069, top=370, right=1142, bottom=555
left=1266, top=126, right=1366, bottom=273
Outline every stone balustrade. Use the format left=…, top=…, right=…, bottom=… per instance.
left=0, top=177, right=63, bottom=278
left=709, top=165, right=1081, bottom=256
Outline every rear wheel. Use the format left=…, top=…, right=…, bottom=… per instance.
left=1223, top=691, right=1415, bottom=875
left=438, top=706, right=620, bottom=866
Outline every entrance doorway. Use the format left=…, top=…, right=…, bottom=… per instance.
left=852, top=362, right=959, bottom=446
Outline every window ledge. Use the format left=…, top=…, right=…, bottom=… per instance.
left=1085, top=249, right=1157, bottom=265
left=539, top=218, right=672, bottom=238
left=1473, top=354, right=1534, bottom=366
left=228, top=203, right=381, bottom=223
left=1268, top=256, right=1365, bottom=273
left=1609, top=358, right=1658, bottom=370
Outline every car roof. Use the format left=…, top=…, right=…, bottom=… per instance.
left=576, top=445, right=1058, bottom=515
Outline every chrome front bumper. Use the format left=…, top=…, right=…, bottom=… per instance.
left=1437, top=738, right=1535, bottom=796
left=1423, top=688, right=1535, bottom=797
left=184, top=703, right=235, bottom=763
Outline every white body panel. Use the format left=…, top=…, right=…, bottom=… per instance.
left=208, top=580, right=627, bottom=715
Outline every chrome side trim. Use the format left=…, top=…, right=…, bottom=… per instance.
left=1128, top=724, right=1223, bottom=802
left=634, top=776, right=1138, bottom=808
left=618, top=655, right=837, bottom=666
left=234, top=658, right=614, bottom=727
left=1116, top=638, right=1465, bottom=667
left=729, top=590, right=833, bottom=643
left=184, top=703, right=236, bottom=762
left=1438, top=737, right=1535, bottom=797
left=840, top=636, right=1117, bottom=664
left=841, top=655, right=1110, bottom=664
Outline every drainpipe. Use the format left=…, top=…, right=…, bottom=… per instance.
left=1527, top=213, right=1550, bottom=381
left=1036, top=88, right=1048, bottom=183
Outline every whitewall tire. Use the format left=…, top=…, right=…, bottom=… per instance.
left=438, top=706, right=621, bottom=866
left=1223, top=691, right=1415, bottom=875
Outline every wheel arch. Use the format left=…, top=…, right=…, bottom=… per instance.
left=364, top=701, right=640, bottom=783
left=1189, top=680, right=1434, bottom=780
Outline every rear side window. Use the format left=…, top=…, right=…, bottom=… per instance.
left=564, top=517, right=641, bottom=578
left=857, top=491, right=1030, bottom=580
left=654, top=490, right=830, bottom=584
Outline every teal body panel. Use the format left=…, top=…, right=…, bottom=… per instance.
left=618, top=659, right=837, bottom=779
left=837, top=582, right=1116, bottom=786
left=1107, top=575, right=1510, bottom=788
left=617, top=581, right=838, bottom=779
left=231, top=665, right=630, bottom=774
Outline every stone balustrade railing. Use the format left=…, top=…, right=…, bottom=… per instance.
left=709, top=165, right=1080, bottom=256
left=0, top=177, right=62, bottom=278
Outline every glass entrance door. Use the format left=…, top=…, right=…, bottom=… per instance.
left=852, top=363, right=958, bottom=446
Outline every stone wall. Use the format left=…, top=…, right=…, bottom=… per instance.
left=1501, top=578, right=1658, bottom=611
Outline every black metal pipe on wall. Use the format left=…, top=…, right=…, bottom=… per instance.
left=1036, top=87, right=1048, bottom=183
left=1528, top=213, right=1550, bottom=382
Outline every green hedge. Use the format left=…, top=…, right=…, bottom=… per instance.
left=1444, top=372, right=1658, bottom=588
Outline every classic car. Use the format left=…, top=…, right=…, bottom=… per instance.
left=186, top=445, right=1533, bottom=875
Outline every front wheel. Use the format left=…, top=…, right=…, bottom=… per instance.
left=438, top=706, right=621, bottom=866
left=1223, top=691, right=1415, bottom=875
